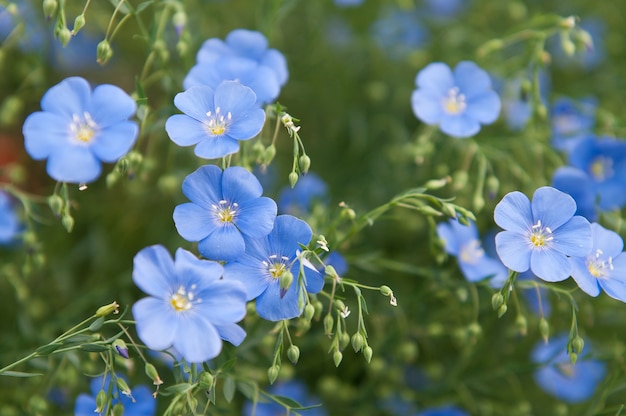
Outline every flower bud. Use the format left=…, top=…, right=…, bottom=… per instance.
left=379, top=285, right=393, bottom=297
left=287, top=345, right=300, bottom=364
left=303, top=304, right=315, bottom=322
left=116, top=378, right=131, bottom=397
left=339, top=332, right=350, bottom=350
left=333, top=350, right=343, bottom=367
left=486, top=176, right=499, bottom=199
left=95, top=301, right=119, bottom=317
left=172, top=10, right=187, bottom=36
left=314, top=300, right=323, bottom=320
left=288, top=171, right=299, bottom=188
left=334, top=299, right=346, bottom=312
left=72, top=14, right=86, bottom=35
left=267, top=365, right=280, bottom=384
left=198, top=371, right=214, bottom=389
left=43, top=0, right=58, bottom=19
left=112, top=403, right=124, bottom=416
left=491, top=292, right=504, bottom=310
left=351, top=333, right=364, bottom=352
left=264, top=144, right=276, bottom=165
left=97, top=40, right=113, bottom=65
left=424, top=177, right=450, bottom=190
left=572, top=336, right=584, bottom=355
left=58, top=26, right=72, bottom=47
left=145, top=362, right=163, bottom=386
left=452, top=170, right=469, bottom=190
left=539, top=317, right=550, bottom=343
left=95, top=390, right=106, bottom=413
left=569, top=352, right=578, bottom=365
left=113, top=339, right=129, bottom=359
left=363, top=346, right=373, bottom=363
left=515, top=315, right=527, bottom=336
left=323, top=314, right=334, bottom=336
left=279, top=270, right=293, bottom=299
left=48, top=194, right=64, bottom=216
left=298, top=155, right=311, bottom=174
left=497, top=304, right=508, bottom=318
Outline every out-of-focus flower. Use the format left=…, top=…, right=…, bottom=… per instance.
left=495, top=70, right=549, bottom=131
left=334, top=0, right=364, bottom=7
left=532, top=333, right=606, bottom=403
left=550, top=97, right=596, bottom=154
left=494, top=186, right=592, bottom=282
left=549, top=18, right=605, bottom=71
left=242, top=380, right=327, bottom=416
left=132, top=245, right=247, bottom=363
left=570, top=222, right=626, bottom=301
left=424, top=0, right=468, bottom=20
left=74, top=375, right=156, bottom=416
left=278, top=172, right=328, bottom=215
left=166, top=81, right=266, bottom=159
left=437, top=218, right=507, bottom=286
left=22, top=77, right=138, bottom=184
left=0, top=191, right=19, bottom=244
left=173, top=165, right=277, bottom=261
left=411, top=61, right=501, bottom=138
left=418, top=405, right=469, bottom=416
left=370, top=6, right=428, bottom=59
left=567, top=136, right=626, bottom=211
left=224, top=215, right=324, bottom=321
left=551, top=166, right=597, bottom=222
left=0, top=0, right=46, bottom=52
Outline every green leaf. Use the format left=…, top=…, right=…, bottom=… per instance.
left=79, top=343, right=110, bottom=352
left=237, top=381, right=258, bottom=400
left=162, top=383, right=193, bottom=395
left=223, top=376, right=236, bottom=403
left=35, top=342, right=63, bottom=355
left=89, top=317, right=105, bottom=332
left=0, top=371, right=44, bottom=377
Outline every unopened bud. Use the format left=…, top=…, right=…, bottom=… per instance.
left=424, top=177, right=450, bottom=190
left=572, top=336, right=584, bottom=354
left=363, top=346, right=373, bottom=363
left=491, top=293, right=504, bottom=310
left=48, top=194, right=63, bottom=216
left=95, top=390, right=106, bottom=413
left=172, top=10, right=187, bottom=36
left=95, top=301, right=119, bottom=317
left=452, top=170, right=468, bottom=190
left=497, top=304, right=508, bottom=318
left=539, top=317, right=550, bottom=343
left=113, top=339, right=129, bottom=359
left=333, top=350, right=343, bottom=367
left=112, top=403, right=124, bottom=416
left=304, top=304, right=315, bottom=322
left=339, top=332, right=350, bottom=350
left=198, top=372, right=214, bottom=389
left=287, top=345, right=300, bottom=364
left=97, top=40, right=113, bottom=65
left=72, top=14, right=86, bottom=35
left=379, top=285, right=393, bottom=296
left=43, top=0, right=58, bottom=18
left=334, top=299, right=346, bottom=312
left=267, top=365, right=279, bottom=384
left=264, top=144, right=276, bottom=165
left=116, top=378, right=131, bottom=398
left=560, top=15, right=577, bottom=29
left=323, top=314, right=334, bottom=336
left=145, top=363, right=163, bottom=386
left=298, top=155, right=311, bottom=173
left=288, top=171, right=298, bottom=188
left=351, top=333, right=364, bottom=352
left=569, top=352, right=578, bottom=365
left=279, top=270, right=293, bottom=298
left=560, top=32, right=576, bottom=57
left=486, top=176, right=499, bottom=199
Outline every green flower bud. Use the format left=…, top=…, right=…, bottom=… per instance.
left=145, top=362, right=163, bottom=386
left=497, top=304, right=508, bottom=318
left=264, top=144, right=276, bottom=164
left=97, top=40, right=113, bottom=65
left=43, top=0, right=58, bottom=18
left=572, top=336, right=584, bottom=354
left=288, top=171, right=299, bottom=188
left=334, top=299, right=346, bottom=312
left=58, top=26, right=72, bottom=47
left=515, top=315, right=528, bottom=336
left=491, top=292, right=504, bottom=310
left=339, top=332, right=350, bottom=350
left=198, top=371, right=214, bottom=389
left=333, top=350, right=343, bottom=367
left=287, top=345, right=300, bottom=364
left=363, top=346, right=373, bottom=363
left=116, top=378, right=131, bottom=397
left=539, top=317, right=550, bottom=343
left=298, top=155, right=311, bottom=173
left=61, top=214, right=74, bottom=232
left=267, top=365, right=280, bottom=384
left=351, top=333, right=364, bottom=352
left=113, top=339, right=129, bottom=359
left=72, top=14, right=86, bottom=35
left=379, top=285, right=393, bottom=296
left=95, top=390, right=107, bottom=413
left=112, top=403, right=124, bottom=416
left=95, top=301, right=119, bottom=317
left=323, top=314, right=334, bottom=335
left=424, top=177, right=450, bottom=190
left=304, top=304, right=315, bottom=322
left=313, top=300, right=323, bottom=320
left=569, top=352, right=578, bottom=365
left=48, top=194, right=63, bottom=216
left=279, top=270, right=293, bottom=298
left=486, top=176, right=499, bottom=198
left=452, top=170, right=469, bottom=190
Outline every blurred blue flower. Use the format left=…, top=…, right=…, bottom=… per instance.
left=549, top=18, right=605, bottom=71
left=22, top=77, right=138, bottom=184
left=323, top=251, right=348, bottom=276
left=495, top=70, right=549, bottom=131
left=166, top=81, right=266, bottom=159
left=195, top=29, right=288, bottom=88
left=570, top=222, right=626, bottom=301
left=411, top=61, right=501, bottom=138
left=550, top=97, right=596, bottom=154
left=436, top=218, right=507, bottom=286
left=0, top=191, right=19, bottom=244
left=567, top=136, right=626, bottom=211
left=532, top=333, right=606, bottom=403
left=418, top=405, right=468, bottom=416
left=334, top=0, right=364, bottom=7
left=551, top=166, right=597, bottom=222
left=74, top=375, right=156, bottom=416
left=242, top=380, right=327, bottom=416
left=494, top=186, right=592, bottom=282
left=223, top=215, right=324, bottom=321
left=424, top=0, right=468, bottom=20
left=370, top=6, right=428, bottom=60
left=173, top=165, right=277, bottom=261
left=278, top=172, right=328, bottom=215
left=132, top=245, right=247, bottom=363
left=0, top=0, right=47, bottom=52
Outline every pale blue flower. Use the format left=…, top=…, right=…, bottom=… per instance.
left=74, top=375, right=155, bottom=416
left=243, top=380, right=327, bottom=416
left=278, top=172, right=328, bottom=215
left=550, top=97, right=596, bottom=154
left=22, top=77, right=138, bottom=183
left=132, top=245, right=247, bottom=363
left=494, top=186, right=592, bottom=282
left=551, top=166, right=597, bottom=222
left=0, top=191, right=19, bottom=244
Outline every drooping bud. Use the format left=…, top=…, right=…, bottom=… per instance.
left=95, top=390, right=107, bottom=413
left=116, top=378, right=132, bottom=398
left=323, top=314, right=334, bottom=336
left=339, top=332, right=350, bottom=350
left=112, top=403, right=124, bottom=416
left=287, top=345, right=300, bottom=364
left=298, top=155, right=311, bottom=174
left=333, top=350, right=343, bottom=367
left=72, top=14, right=86, bottom=35
left=58, top=26, right=72, bottom=47
left=363, top=346, right=373, bottom=363
left=303, top=304, right=315, bottom=322
left=267, top=365, right=280, bottom=384
left=97, top=39, right=113, bottom=65
left=539, top=318, right=550, bottom=343
left=172, top=10, right=187, bottom=36
left=288, top=171, right=298, bottom=188
left=491, top=292, right=504, bottom=311
left=497, top=304, right=508, bottom=318
left=198, top=371, right=214, bottom=389
left=43, top=0, right=58, bottom=19
left=279, top=270, right=293, bottom=299
left=351, top=333, right=364, bottom=352
left=48, top=194, right=64, bottom=216
left=572, top=336, right=584, bottom=354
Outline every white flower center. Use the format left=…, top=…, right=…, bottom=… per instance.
left=263, top=254, right=291, bottom=279
left=459, top=239, right=485, bottom=264
left=170, top=284, right=200, bottom=312
left=205, top=106, right=232, bottom=136
left=528, top=220, right=554, bottom=249
left=442, top=87, right=467, bottom=115
left=589, top=156, right=613, bottom=181
left=70, top=112, right=98, bottom=143
left=211, top=200, right=238, bottom=223
left=587, top=248, right=613, bottom=278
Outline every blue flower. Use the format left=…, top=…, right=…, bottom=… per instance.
left=173, top=165, right=277, bottom=261
left=567, top=136, right=626, bottom=211
left=551, top=166, right=597, bottom=222
left=494, top=186, right=592, bottom=282
left=223, top=215, right=324, bottom=321
left=437, top=218, right=507, bottom=286
left=165, top=81, right=266, bottom=159
left=74, top=375, right=156, bottom=416
left=22, top=77, right=138, bottom=184
left=424, top=0, right=467, bottom=20
left=242, top=380, right=327, bottom=416
left=132, top=245, right=247, bottom=363
left=570, top=222, right=626, bottom=301
left=532, top=333, right=606, bottom=403
left=418, top=405, right=468, bottom=416
left=323, top=251, right=348, bottom=277
left=195, top=29, right=288, bottom=88
left=278, top=172, right=329, bottom=215
left=0, top=191, right=19, bottom=244
left=334, top=0, right=364, bottom=7
left=411, top=61, right=501, bottom=138
left=370, top=7, right=428, bottom=60
left=550, top=97, right=596, bottom=154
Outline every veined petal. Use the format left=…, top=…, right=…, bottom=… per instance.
left=465, top=91, right=501, bottom=123
left=89, top=84, right=136, bottom=127
left=182, top=165, right=223, bottom=208
left=236, top=197, right=277, bottom=239
left=173, top=86, right=216, bottom=121
left=195, top=280, right=247, bottom=324
left=569, top=257, right=601, bottom=296
left=415, top=62, right=454, bottom=94
left=214, top=81, right=258, bottom=116
left=495, top=231, right=531, bottom=272
left=133, top=297, right=178, bottom=350
left=439, top=113, right=480, bottom=138
left=454, top=61, right=493, bottom=99
left=194, top=135, right=240, bottom=159
left=255, top=278, right=302, bottom=321
left=221, top=166, right=263, bottom=200
left=198, top=224, right=245, bottom=261
left=532, top=187, right=577, bottom=231
left=46, top=146, right=101, bottom=183
left=23, top=112, right=71, bottom=159
left=213, top=323, right=247, bottom=346
left=494, top=191, right=533, bottom=233
left=598, top=279, right=626, bottom=302
left=268, top=215, right=313, bottom=258
left=591, top=223, right=624, bottom=258
left=173, top=314, right=222, bottom=363
left=551, top=216, right=592, bottom=257
left=165, top=114, right=208, bottom=147
left=223, top=258, right=269, bottom=300
left=173, top=203, right=217, bottom=242
left=91, top=121, right=138, bottom=162
left=530, top=249, right=571, bottom=282
left=41, top=77, right=91, bottom=117
left=411, top=90, right=444, bottom=124
left=227, top=108, right=266, bottom=141
left=174, top=248, right=224, bottom=285
left=132, top=245, right=177, bottom=298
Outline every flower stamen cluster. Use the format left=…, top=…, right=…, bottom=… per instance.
left=205, top=107, right=232, bottom=136
left=442, top=86, right=467, bottom=115
left=529, top=220, right=554, bottom=248
left=213, top=200, right=238, bottom=223
left=170, top=285, right=199, bottom=311
left=587, top=249, right=613, bottom=278
left=70, top=112, right=98, bottom=143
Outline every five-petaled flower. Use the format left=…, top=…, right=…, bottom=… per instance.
left=494, top=186, right=592, bottom=282
left=411, top=61, right=501, bottom=138
left=223, top=215, right=324, bottom=321
left=74, top=374, right=156, bottom=416
left=173, top=165, right=277, bottom=261
left=22, top=77, right=138, bottom=184
left=165, top=81, right=266, bottom=159
left=570, top=222, right=626, bottom=301
left=132, top=245, right=247, bottom=363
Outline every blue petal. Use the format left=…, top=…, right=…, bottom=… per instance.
left=268, top=215, right=313, bottom=258
left=198, top=224, right=245, bottom=261
left=236, top=197, right=277, bottom=239
left=213, top=322, right=247, bottom=346
left=227, top=108, right=266, bottom=141
left=532, top=187, right=577, bottom=231
left=551, top=216, right=592, bottom=257
left=569, top=257, right=601, bottom=296
left=74, top=394, right=97, bottom=416
left=239, top=66, right=280, bottom=104
left=262, top=49, right=289, bottom=86
left=440, top=113, right=480, bottom=138
left=182, top=165, right=223, bottom=208
left=300, top=262, right=324, bottom=294
left=196, top=38, right=229, bottom=64
left=91, top=121, right=138, bottom=162
left=174, top=248, right=224, bottom=285
left=465, top=91, right=501, bottom=123
left=495, top=231, right=531, bottom=272
left=23, top=112, right=71, bottom=159
left=165, top=114, right=208, bottom=147
left=173, top=86, right=216, bottom=121
left=255, top=278, right=302, bottom=321
left=195, top=280, right=247, bottom=324
left=47, top=145, right=101, bottom=183
left=133, top=297, right=178, bottom=351
left=173, top=314, right=221, bottom=363
left=221, top=166, right=263, bottom=201
left=173, top=202, right=217, bottom=242
left=411, top=89, right=444, bottom=124
left=590, top=222, right=624, bottom=257
left=598, top=278, right=626, bottom=302
left=214, top=81, right=258, bottom=117
left=194, top=135, right=241, bottom=159
left=41, top=77, right=91, bottom=117
left=223, top=257, right=269, bottom=300
left=133, top=245, right=176, bottom=298
left=88, top=84, right=136, bottom=127
left=494, top=191, right=533, bottom=234
left=415, top=62, right=454, bottom=95
left=226, top=29, right=267, bottom=59
left=453, top=61, right=493, bottom=99
left=530, top=249, right=571, bottom=282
